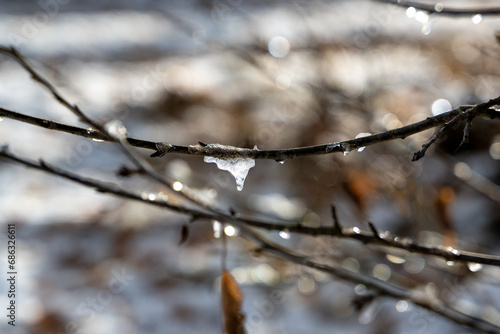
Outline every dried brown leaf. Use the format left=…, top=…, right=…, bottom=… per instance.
left=221, top=269, right=245, bottom=334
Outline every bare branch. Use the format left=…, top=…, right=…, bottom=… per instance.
left=3, top=147, right=500, bottom=333
left=412, top=112, right=462, bottom=161
left=377, top=0, right=500, bottom=16
left=240, top=226, right=500, bottom=334
left=1, top=103, right=499, bottom=162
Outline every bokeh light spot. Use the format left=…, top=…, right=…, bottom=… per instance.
left=268, top=36, right=290, bottom=58
left=431, top=98, right=452, bottom=116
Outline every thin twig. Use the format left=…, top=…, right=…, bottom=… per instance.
left=377, top=0, right=500, bottom=16
left=1, top=103, right=499, bottom=162
left=412, top=112, right=462, bottom=161
left=0, top=46, right=225, bottom=214
left=3, top=146, right=499, bottom=333
left=2, top=147, right=500, bottom=268
left=240, top=226, right=500, bottom=334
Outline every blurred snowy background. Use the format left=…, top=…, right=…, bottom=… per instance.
left=1, top=0, right=500, bottom=333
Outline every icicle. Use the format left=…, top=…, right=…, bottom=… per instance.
left=204, top=144, right=256, bottom=191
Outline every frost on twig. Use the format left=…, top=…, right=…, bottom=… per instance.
left=203, top=144, right=256, bottom=191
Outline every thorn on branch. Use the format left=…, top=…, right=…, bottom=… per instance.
left=368, top=221, right=380, bottom=239
left=229, top=207, right=237, bottom=217
left=198, top=141, right=207, bottom=147
left=331, top=203, right=343, bottom=235
left=179, top=223, right=190, bottom=246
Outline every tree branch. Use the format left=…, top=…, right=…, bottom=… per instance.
left=3, top=146, right=500, bottom=332
left=2, top=146, right=500, bottom=268
left=240, top=226, right=500, bottom=334
left=377, top=0, right=500, bottom=16
left=1, top=103, right=499, bottom=162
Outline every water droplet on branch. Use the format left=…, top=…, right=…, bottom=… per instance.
left=279, top=230, right=290, bottom=239
left=172, top=181, right=183, bottom=191
left=355, top=133, right=371, bottom=152
left=472, top=14, right=482, bottom=24
left=467, top=262, right=483, bottom=272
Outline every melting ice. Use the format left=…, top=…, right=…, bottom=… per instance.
left=204, top=144, right=256, bottom=191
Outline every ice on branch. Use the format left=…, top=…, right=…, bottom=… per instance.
left=203, top=144, right=256, bottom=191
left=355, top=132, right=371, bottom=152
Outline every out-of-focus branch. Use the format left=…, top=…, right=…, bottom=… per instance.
left=236, top=207, right=500, bottom=267
left=1, top=45, right=499, bottom=162
left=2, top=146, right=500, bottom=268
left=0, top=46, right=223, bottom=212
left=412, top=112, right=462, bottom=161
left=241, top=226, right=500, bottom=334
left=2, top=146, right=500, bottom=333
left=377, top=0, right=500, bottom=16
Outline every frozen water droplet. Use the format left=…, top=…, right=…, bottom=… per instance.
left=275, top=157, right=286, bottom=164
left=446, top=246, right=460, bottom=256
left=279, top=230, right=290, bottom=239
left=446, top=261, right=455, bottom=267
left=224, top=225, right=237, bottom=237
left=467, top=262, right=483, bottom=272
left=105, top=119, right=127, bottom=140
left=352, top=227, right=361, bottom=234
left=415, top=11, right=429, bottom=23
left=279, top=160, right=285, bottom=164
left=342, top=143, right=352, bottom=156
left=88, top=128, right=104, bottom=142
left=355, top=133, right=371, bottom=152
left=472, top=14, right=482, bottom=24
left=326, top=142, right=341, bottom=153
left=141, top=192, right=149, bottom=200
left=386, top=254, right=406, bottom=264
left=172, top=181, right=183, bottom=192
left=148, top=193, right=156, bottom=201
left=204, top=144, right=255, bottom=191
left=0, top=117, right=4, bottom=122
left=406, top=7, right=416, bottom=18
